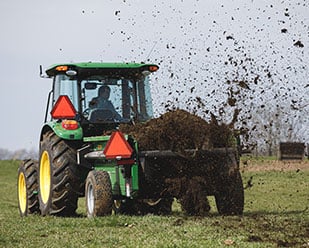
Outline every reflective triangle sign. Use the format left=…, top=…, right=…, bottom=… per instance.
left=103, top=131, right=133, bottom=159
left=51, top=95, right=76, bottom=119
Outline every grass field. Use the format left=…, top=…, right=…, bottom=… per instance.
left=0, top=159, right=308, bottom=247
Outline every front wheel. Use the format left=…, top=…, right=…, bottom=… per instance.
left=17, top=159, right=40, bottom=216
left=85, top=170, right=113, bottom=217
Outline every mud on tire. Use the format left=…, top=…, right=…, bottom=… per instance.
left=39, top=131, right=86, bottom=216
left=17, top=159, right=40, bottom=216
left=85, top=170, right=113, bottom=217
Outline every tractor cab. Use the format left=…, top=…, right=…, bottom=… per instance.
left=44, top=62, right=158, bottom=134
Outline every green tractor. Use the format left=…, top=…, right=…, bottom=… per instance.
left=17, top=62, right=244, bottom=217
left=17, top=62, right=172, bottom=217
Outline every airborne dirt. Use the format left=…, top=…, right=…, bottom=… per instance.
left=120, top=109, right=239, bottom=215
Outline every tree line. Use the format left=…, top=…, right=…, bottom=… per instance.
left=0, top=148, right=38, bottom=160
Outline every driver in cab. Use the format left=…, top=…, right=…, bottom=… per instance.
left=89, top=85, right=122, bottom=120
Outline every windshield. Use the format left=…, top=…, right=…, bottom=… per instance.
left=52, top=74, right=153, bottom=123
left=81, top=76, right=153, bottom=123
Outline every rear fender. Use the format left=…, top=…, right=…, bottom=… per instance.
left=40, top=121, right=83, bottom=142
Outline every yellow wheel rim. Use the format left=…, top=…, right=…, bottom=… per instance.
left=40, top=151, right=51, bottom=204
left=18, top=172, right=27, bottom=214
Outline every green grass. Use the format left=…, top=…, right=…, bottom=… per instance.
left=1, top=160, right=308, bottom=247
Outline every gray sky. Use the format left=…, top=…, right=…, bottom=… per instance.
left=0, top=0, right=308, bottom=151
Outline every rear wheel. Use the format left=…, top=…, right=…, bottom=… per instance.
left=85, top=170, right=113, bottom=217
left=38, top=131, right=83, bottom=216
left=215, top=170, right=244, bottom=215
left=17, top=159, right=39, bottom=216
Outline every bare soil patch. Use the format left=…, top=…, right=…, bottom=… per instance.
left=240, top=159, right=309, bottom=172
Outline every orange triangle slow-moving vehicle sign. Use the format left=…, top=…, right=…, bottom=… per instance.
left=51, top=95, right=77, bottom=119
left=103, top=131, right=133, bottom=159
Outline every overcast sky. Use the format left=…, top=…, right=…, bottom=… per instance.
left=0, top=0, right=308, bottom=151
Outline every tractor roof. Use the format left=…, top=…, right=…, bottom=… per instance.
left=45, top=62, right=159, bottom=77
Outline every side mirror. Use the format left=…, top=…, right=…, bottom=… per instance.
left=39, top=65, right=49, bottom=78
left=85, top=83, right=97, bottom=90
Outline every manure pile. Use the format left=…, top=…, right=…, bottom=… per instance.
left=120, top=109, right=233, bottom=152
left=120, top=109, right=238, bottom=215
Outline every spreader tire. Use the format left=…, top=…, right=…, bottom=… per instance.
left=86, top=170, right=113, bottom=217
left=38, top=131, right=82, bottom=216
left=215, top=170, right=244, bottom=215
left=17, top=159, right=39, bottom=216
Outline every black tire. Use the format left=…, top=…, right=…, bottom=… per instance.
left=38, top=131, right=82, bottom=216
left=85, top=170, right=113, bottom=217
left=17, top=159, right=40, bottom=216
left=215, top=170, right=244, bottom=215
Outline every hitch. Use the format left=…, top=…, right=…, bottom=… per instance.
left=117, top=158, right=135, bottom=197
